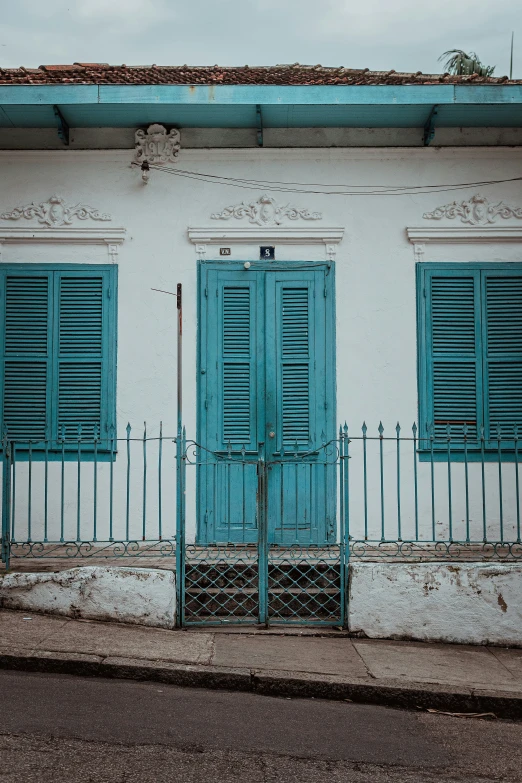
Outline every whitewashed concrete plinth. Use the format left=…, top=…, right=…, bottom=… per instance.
left=349, top=562, right=522, bottom=646
left=0, top=566, right=176, bottom=629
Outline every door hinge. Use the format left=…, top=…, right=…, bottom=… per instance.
left=324, top=285, right=327, bottom=298
left=205, top=399, right=208, bottom=410
left=107, top=287, right=111, bottom=299
left=204, top=286, right=208, bottom=298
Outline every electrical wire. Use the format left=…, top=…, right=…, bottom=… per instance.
left=161, top=167, right=522, bottom=193
left=131, top=162, right=522, bottom=197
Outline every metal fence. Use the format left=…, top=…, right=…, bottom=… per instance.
left=344, top=422, right=522, bottom=561
left=2, top=420, right=521, bottom=626
left=0, top=424, right=178, bottom=568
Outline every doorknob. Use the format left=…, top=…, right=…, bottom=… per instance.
left=269, top=431, right=275, bottom=439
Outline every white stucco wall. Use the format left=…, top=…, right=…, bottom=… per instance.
left=1, top=146, right=522, bottom=545
left=0, top=566, right=176, bottom=628
left=349, top=561, right=522, bottom=646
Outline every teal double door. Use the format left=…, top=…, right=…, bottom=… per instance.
left=198, top=262, right=336, bottom=545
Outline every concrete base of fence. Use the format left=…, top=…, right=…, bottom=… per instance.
left=0, top=566, right=176, bottom=629
left=349, top=562, right=522, bottom=647
left=2, top=562, right=522, bottom=645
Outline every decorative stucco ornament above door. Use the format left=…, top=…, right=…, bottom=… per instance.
left=407, top=192, right=522, bottom=261
left=188, top=193, right=343, bottom=261
left=423, top=194, right=522, bottom=226
left=211, top=194, right=322, bottom=227
left=0, top=195, right=125, bottom=261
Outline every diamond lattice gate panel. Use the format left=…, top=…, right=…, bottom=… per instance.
left=177, top=433, right=348, bottom=627
left=267, top=546, right=343, bottom=625
left=184, top=545, right=259, bottom=625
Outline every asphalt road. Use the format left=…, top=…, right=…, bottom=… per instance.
left=0, top=670, right=521, bottom=782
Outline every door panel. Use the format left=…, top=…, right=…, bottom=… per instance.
left=198, top=263, right=335, bottom=545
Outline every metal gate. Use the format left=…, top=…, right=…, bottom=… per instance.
left=176, top=427, right=349, bottom=627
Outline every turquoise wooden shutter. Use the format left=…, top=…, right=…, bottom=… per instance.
left=270, top=270, right=330, bottom=450
left=203, top=270, right=260, bottom=451
left=483, top=272, right=522, bottom=435
left=55, top=271, right=109, bottom=441
left=425, top=271, right=481, bottom=441
left=1, top=271, right=53, bottom=442
left=279, top=284, right=312, bottom=445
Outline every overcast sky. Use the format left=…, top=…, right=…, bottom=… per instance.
left=0, top=0, right=520, bottom=78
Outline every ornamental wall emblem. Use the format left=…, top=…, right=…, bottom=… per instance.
left=211, top=194, right=322, bottom=227
left=134, top=123, right=181, bottom=165
left=0, top=195, right=112, bottom=228
left=423, top=193, right=522, bottom=226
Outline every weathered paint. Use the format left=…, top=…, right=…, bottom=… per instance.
left=349, top=562, right=522, bottom=646
left=0, top=566, right=176, bottom=628
left=2, top=562, right=521, bottom=645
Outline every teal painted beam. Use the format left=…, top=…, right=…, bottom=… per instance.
left=96, top=84, right=459, bottom=106
left=0, top=85, right=98, bottom=104
left=0, top=83, right=521, bottom=107
left=454, top=84, right=522, bottom=104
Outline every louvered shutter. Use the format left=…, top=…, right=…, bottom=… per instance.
left=426, top=272, right=481, bottom=441
left=56, top=271, right=107, bottom=441
left=484, top=273, right=522, bottom=435
left=205, top=272, right=258, bottom=450
left=280, top=286, right=311, bottom=445
left=1, top=272, right=52, bottom=442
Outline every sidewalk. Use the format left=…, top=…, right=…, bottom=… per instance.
left=1, top=609, right=522, bottom=719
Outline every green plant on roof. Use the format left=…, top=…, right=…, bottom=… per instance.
left=438, top=50, right=496, bottom=77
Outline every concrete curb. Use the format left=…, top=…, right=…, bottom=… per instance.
left=1, top=649, right=521, bottom=720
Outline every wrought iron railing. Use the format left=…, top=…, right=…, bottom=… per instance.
left=342, top=422, right=522, bottom=561
left=2, top=421, right=522, bottom=575
left=1, top=423, right=177, bottom=569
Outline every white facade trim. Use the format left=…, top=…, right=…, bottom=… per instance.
left=407, top=226, right=522, bottom=262
left=407, top=226, right=522, bottom=244
left=187, top=226, right=344, bottom=261
left=0, top=226, right=126, bottom=262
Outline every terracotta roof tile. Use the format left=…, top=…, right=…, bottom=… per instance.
left=0, top=64, right=518, bottom=86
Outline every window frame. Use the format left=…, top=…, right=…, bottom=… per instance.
left=0, top=263, right=117, bottom=460
left=416, top=261, right=522, bottom=462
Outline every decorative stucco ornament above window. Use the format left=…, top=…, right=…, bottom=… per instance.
left=211, top=194, right=322, bottom=227
left=0, top=195, right=112, bottom=228
left=423, top=193, right=522, bottom=226
left=407, top=193, right=522, bottom=262
left=134, top=124, right=181, bottom=166
left=0, top=195, right=125, bottom=262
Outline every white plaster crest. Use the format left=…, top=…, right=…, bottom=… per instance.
left=134, top=123, right=181, bottom=165
left=423, top=193, right=522, bottom=226
left=0, top=195, right=111, bottom=228
left=211, top=194, right=322, bottom=227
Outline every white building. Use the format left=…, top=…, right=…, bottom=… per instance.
left=1, top=64, right=521, bottom=630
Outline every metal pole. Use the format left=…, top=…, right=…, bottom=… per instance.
left=1, top=435, right=12, bottom=571
left=257, top=441, right=268, bottom=626
left=177, top=283, right=182, bottom=435
left=175, top=283, right=184, bottom=627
